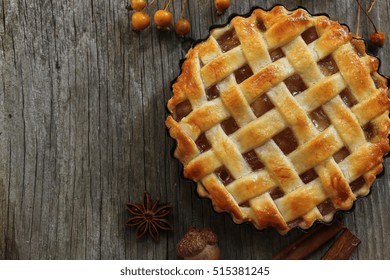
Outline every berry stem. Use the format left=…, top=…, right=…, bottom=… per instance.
left=164, top=0, right=172, bottom=10
left=147, top=0, right=157, bottom=10
left=368, top=0, right=376, bottom=13
left=181, top=0, right=187, bottom=19
left=355, top=0, right=361, bottom=37
left=355, top=0, right=378, bottom=33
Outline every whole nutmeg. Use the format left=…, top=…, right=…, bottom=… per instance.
left=176, top=227, right=220, bottom=260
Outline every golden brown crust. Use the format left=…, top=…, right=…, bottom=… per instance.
left=168, top=49, right=204, bottom=112
left=202, top=175, right=243, bottom=220
left=165, top=116, right=198, bottom=165
left=264, top=9, right=311, bottom=49
left=251, top=194, right=289, bottom=232
left=166, top=6, right=390, bottom=234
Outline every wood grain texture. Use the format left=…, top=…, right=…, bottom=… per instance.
left=0, top=0, right=389, bottom=260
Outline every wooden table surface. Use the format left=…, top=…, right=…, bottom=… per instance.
left=1, top=0, right=389, bottom=260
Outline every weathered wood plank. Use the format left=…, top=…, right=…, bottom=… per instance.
left=0, top=0, right=389, bottom=260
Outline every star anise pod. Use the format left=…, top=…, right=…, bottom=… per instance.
left=126, top=192, right=173, bottom=241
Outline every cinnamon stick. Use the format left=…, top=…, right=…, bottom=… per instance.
left=321, top=228, right=361, bottom=260
left=273, top=220, right=344, bottom=260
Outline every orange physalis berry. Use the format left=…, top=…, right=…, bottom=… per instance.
left=370, top=32, right=385, bottom=47
left=154, top=10, right=173, bottom=30
left=215, top=0, right=230, bottom=15
left=175, top=18, right=191, bottom=37
left=131, top=11, right=150, bottom=31
left=130, top=0, right=147, bottom=11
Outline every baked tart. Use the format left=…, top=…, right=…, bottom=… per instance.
left=166, top=6, right=390, bottom=234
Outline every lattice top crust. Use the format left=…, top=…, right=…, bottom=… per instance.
left=166, top=6, right=390, bottom=234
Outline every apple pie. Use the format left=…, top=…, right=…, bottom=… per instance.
left=166, top=6, right=390, bottom=234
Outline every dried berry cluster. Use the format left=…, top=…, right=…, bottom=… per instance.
left=129, top=1, right=384, bottom=47
left=128, top=0, right=230, bottom=37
